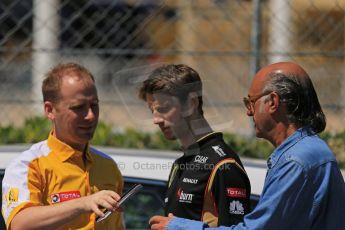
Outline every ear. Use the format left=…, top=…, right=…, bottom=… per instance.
left=181, top=92, right=199, bottom=117
left=267, top=92, right=280, bottom=113
left=44, top=101, right=55, bottom=121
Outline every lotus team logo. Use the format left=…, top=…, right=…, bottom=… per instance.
left=212, top=145, right=226, bottom=157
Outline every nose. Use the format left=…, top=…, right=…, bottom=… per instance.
left=152, top=111, right=163, bottom=125
left=85, top=107, right=97, bottom=121
left=246, top=107, right=254, bottom=117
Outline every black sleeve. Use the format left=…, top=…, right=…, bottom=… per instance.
left=211, top=162, right=251, bottom=226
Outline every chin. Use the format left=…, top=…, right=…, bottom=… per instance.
left=80, top=128, right=95, bottom=136
left=255, top=129, right=263, bottom=138
left=164, top=134, right=177, bottom=141
left=78, top=133, right=94, bottom=143
left=162, top=131, right=176, bottom=140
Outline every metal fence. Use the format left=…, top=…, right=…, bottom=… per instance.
left=1, top=0, right=344, bottom=136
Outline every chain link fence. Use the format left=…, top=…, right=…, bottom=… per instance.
left=0, top=0, right=344, bottom=137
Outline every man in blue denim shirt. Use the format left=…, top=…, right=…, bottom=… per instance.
left=149, top=62, right=345, bottom=230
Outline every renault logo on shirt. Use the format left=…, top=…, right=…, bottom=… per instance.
left=177, top=188, right=194, bottom=203
left=182, top=178, right=198, bottom=184
left=5, top=187, right=19, bottom=207
left=194, top=155, right=208, bottom=164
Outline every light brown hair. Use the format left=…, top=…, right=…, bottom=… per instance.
left=42, top=63, right=95, bottom=103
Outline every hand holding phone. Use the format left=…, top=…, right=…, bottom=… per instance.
left=96, top=184, right=143, bottom=223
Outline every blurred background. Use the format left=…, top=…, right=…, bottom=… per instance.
left=0, top=0, right=344, bottom=164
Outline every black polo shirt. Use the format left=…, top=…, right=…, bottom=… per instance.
left=164, top=132, right=251, bottom=227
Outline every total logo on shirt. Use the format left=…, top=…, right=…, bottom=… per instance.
left=177, top=188, right=194, bottom=203
left=51, top=191, right=81, bottom=203
left=194, top=155, right=208, bottom=164
left=226, top=188, right=247, bottom=198
left=229, top=200, right=244, bottom=215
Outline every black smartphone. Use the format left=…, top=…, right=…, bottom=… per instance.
left=96, top=184, right=143, bottom=223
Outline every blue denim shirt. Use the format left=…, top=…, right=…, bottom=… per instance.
left=167, top=127, right=345, bottom=230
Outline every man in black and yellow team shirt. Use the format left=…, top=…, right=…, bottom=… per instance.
left=139, top=64, right=251, bottom=227
left=2, top=63, right=124, bottom=229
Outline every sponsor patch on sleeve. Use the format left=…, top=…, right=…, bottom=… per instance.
left=51, top=191, right=81, bottom=203
left=177, top=188, right=194, bottom=203
left=229, top=200, right=244, bottom=215
left=5, top=187, right=19, bottom=207
left=226, top=188, right=246, bottom=198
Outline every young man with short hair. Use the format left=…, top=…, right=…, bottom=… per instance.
left=139, top=64, right=251, bottom=227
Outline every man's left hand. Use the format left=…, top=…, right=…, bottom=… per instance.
left=149, top=213, right=175, bottom=230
